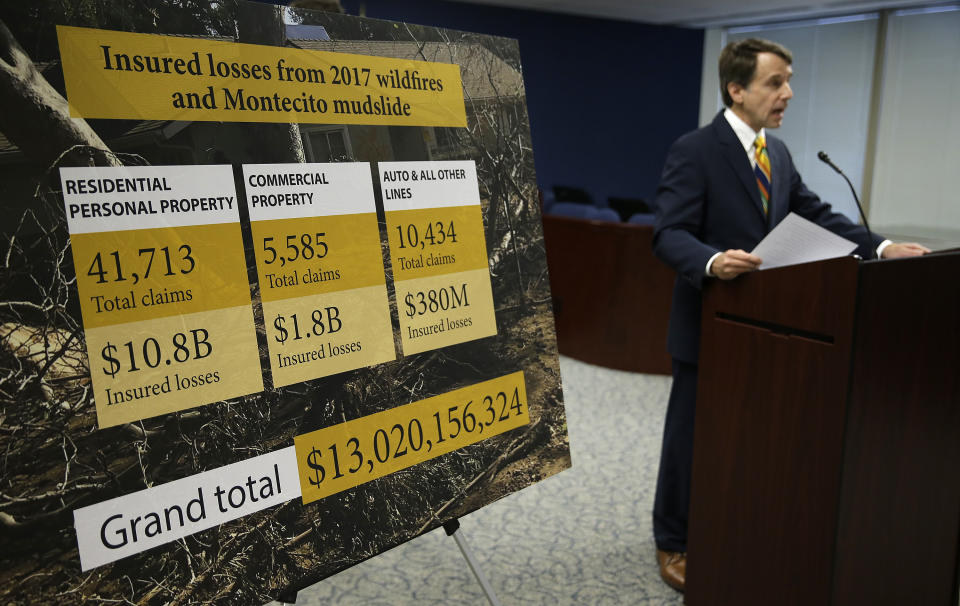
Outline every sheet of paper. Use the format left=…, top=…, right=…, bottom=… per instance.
left=751, top=212, right=858, bottom=270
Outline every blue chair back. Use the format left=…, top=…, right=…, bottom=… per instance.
left=547, top=203, right=621, bottom=223
left=628, top=213, right=656, bottom=226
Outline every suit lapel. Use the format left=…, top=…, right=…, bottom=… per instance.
left=766, top=137, right=789, bottom=226
left=712, top=113, right=767, bottom=224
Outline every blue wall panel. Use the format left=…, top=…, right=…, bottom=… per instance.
left=342, top=1, right=704, bottom=205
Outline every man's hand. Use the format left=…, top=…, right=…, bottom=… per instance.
left=710, top=249, right=763, bottom=280
left=881, top=242, right=930, bottom=259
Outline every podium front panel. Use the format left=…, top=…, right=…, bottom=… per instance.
left=687, top=258, right=858, bottom=605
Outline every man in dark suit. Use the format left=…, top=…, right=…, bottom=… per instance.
left=650, top=38, right=928, bottom=592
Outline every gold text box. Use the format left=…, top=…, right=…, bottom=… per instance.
left=385, top=205, right=489, bottom=281
left=71, top=223, right=251, bottom=328
left=250, top=213, right=386, bottom=302
left=57, top=26, right=466, bottom=127
left=264, top=285, right=396, bottom=388
left=396, top=267, right=497, bottom=355
left=86, top=304, right=264, bottom=428
left=295, top=371, right=528, bottom=504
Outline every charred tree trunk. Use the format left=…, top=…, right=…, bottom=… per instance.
left=234, top=3, right=305, bottom=164
left=0, top=18, right=120, bottom=169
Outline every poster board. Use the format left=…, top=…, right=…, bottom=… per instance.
left=0, top=2, right=570, bottom=604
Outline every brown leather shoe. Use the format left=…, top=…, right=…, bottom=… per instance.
left=656, top=549, right=686, bottom=592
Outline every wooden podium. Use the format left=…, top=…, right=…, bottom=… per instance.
left=686, top=252, right=960, bottom=606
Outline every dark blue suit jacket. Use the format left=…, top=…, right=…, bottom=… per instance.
left=652, top=111, right=882, bottom=364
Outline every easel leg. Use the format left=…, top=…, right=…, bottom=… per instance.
left=442, top=519, right=503, bottom=606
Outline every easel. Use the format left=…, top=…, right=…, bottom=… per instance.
left=276, top=518, right=502, bottom=605
left=442, top=518, right=504, bottom=606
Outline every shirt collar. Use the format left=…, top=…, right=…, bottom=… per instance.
left=724, top=108, right=765, bottom=155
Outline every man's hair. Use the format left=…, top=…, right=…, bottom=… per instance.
left=718, top=38, right=793, bottom=107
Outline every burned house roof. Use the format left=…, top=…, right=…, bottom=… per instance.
left=0, top=36, right=523, bottom=161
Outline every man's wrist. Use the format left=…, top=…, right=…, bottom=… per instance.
left=705, top=252, right=722, bottom=277
left=877, top=239, right=892, bottom=258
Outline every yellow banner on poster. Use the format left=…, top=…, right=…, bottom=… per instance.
left=263, top=285, right=396, bottom=388
left=250, top=214, right=386, bottom=302
left=396, top=268, right=498, bottom=355
left=295, top=371, right=529, bottom=504
left=385, top=205, right=490, bottom=281
left=86, top=305, right=264, bottom=428
left=56, top=25, right=466, bottom=127
left=71, top=223, right=253, bottom=329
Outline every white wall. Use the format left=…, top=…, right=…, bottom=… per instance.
left=699, top=28, right=724, bottom=127
left=869, top=8, right=960, bottom=235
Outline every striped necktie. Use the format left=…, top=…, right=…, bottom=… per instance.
left=754, top=134, right=771, bottom=215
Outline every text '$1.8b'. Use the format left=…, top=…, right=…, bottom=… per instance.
left=273, top=307, right=342, bottom=345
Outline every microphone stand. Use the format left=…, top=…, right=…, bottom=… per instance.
left=817, top=151, right=876, bottom=260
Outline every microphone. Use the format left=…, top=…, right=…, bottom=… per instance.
left=817, top=150, right=875, bottom=259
